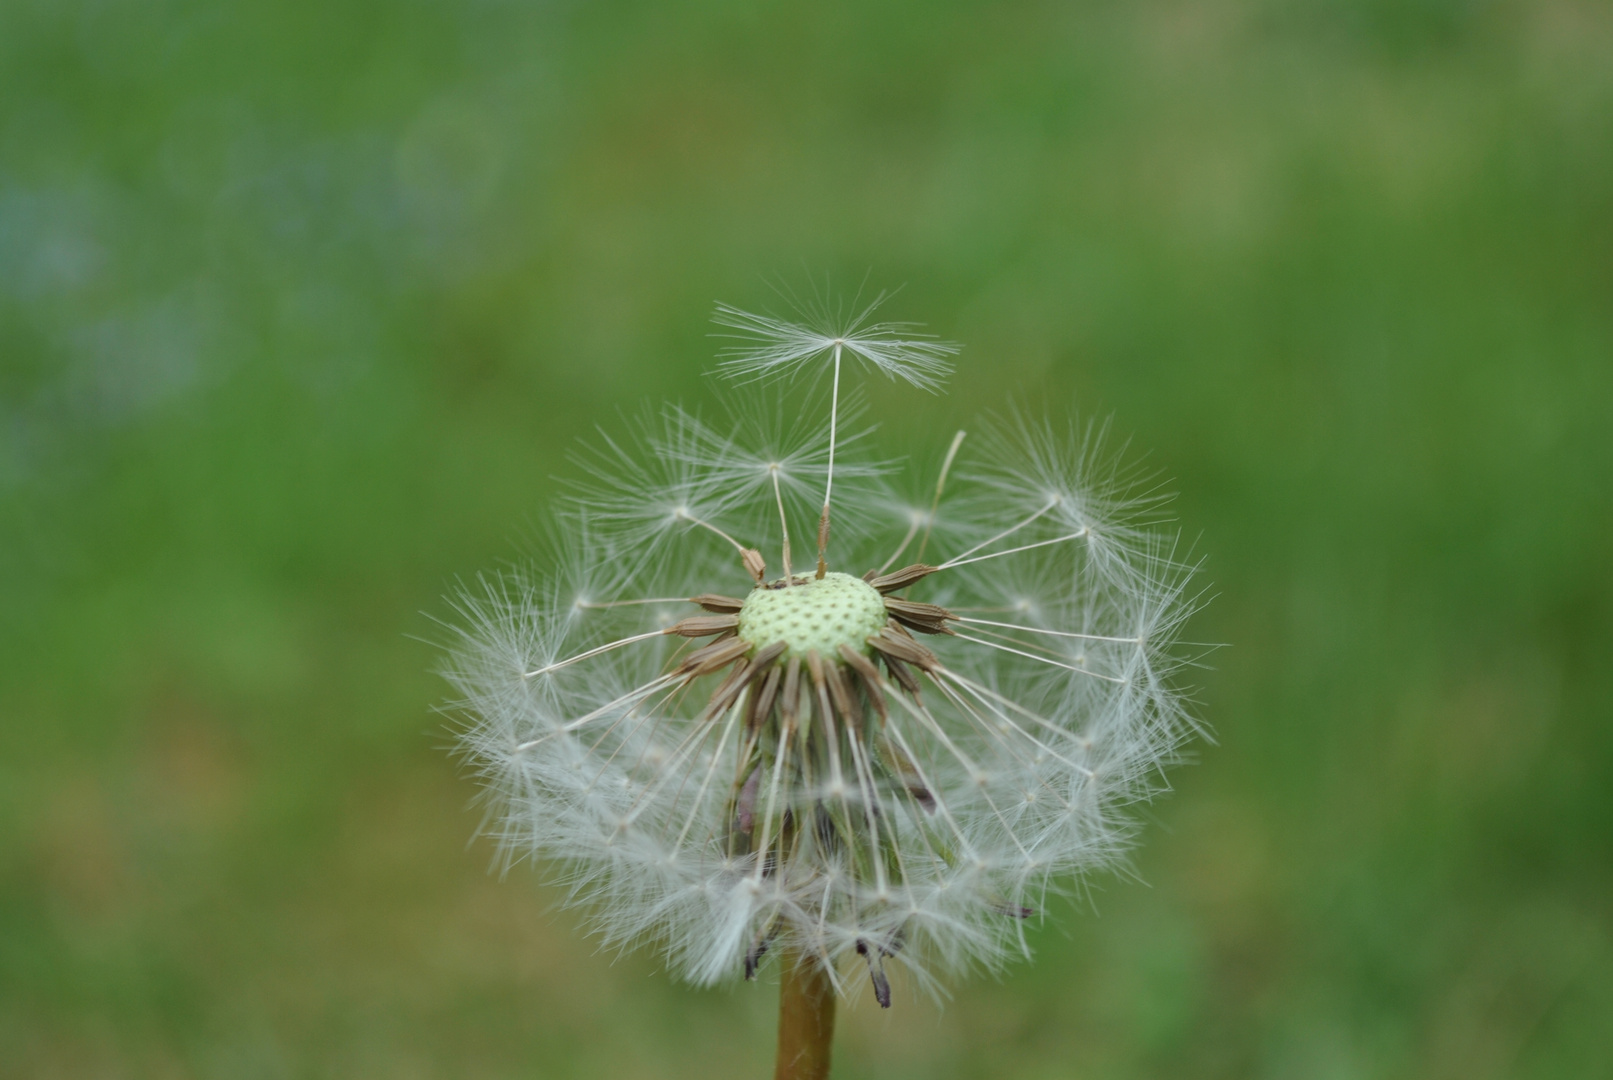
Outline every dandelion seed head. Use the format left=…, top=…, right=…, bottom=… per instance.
left=441, top=294, right=1204, bottom=1004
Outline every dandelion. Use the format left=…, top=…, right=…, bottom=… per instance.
left=441, top=295, right=1202, bottom=1079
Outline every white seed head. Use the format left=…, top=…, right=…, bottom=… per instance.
left=441, top=301, right=1204, bottom=1003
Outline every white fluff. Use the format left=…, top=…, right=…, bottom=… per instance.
left=712, top=294, right=960, bottom=391
left=441, top=302, right=1203, bottom=998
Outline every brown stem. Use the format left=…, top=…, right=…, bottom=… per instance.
left=815, top=505, right=831, bottom=580
left=774, top=953, right=836, bottom=1080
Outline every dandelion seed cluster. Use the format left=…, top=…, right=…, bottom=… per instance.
left=443, top=296, right=1200, bottom=1004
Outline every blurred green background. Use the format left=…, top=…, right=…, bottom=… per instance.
left=2, top=0, right=1610, bottom=1076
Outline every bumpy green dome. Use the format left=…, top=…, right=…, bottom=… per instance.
left=736, top=571, right=888, bottom=660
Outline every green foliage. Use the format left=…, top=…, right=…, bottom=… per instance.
left=2, top=0, right=1609, bottom=1075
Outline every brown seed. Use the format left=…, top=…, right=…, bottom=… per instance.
left=748, top=644, right=787, bottom=667
left=676, top=636, right=752, bottom=678
left=867, top=629, right=939, bottom=672
left=824, top=661, right=859, bottom=730
left=689, top=594, right=746, bottom=614
left=750, top=663, right=782, bottom=733
left=882, top=597, right=957, bottom=636
left=778, top=656, right=799, bottom=723
left=734, top=764, right=761, bottom=835
left=989, top=902, right=1036, bottom=919
left=805, top=650, right=836, bottom=741
left=856, top=939, right=892, bottom=1009
left=815, top=507, right=831, bottom=581
left=748, top=641, right=787, bottom=675
left=744, top=918, right=780, bottom=980
left=707, top=642, right=784, bottom=720
left=837, top=644, right=888, bottom=723
left=866, top=563, right=938, bottom=594
left=664, top=614, right=741, bottom=638
left=880, top=651, right=922, bottom=698
left=703, top=658, right=753, bottom=719
left=805, top=650, right=825, bottom=690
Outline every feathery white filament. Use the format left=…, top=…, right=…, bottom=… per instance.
left=712, top=299, right=960, bottom=392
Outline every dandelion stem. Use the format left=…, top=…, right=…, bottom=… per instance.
left=775, top=953, right=835, bottom=1080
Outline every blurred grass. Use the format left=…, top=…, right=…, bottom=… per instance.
left=2, top=0, right=1611, bottom=1076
